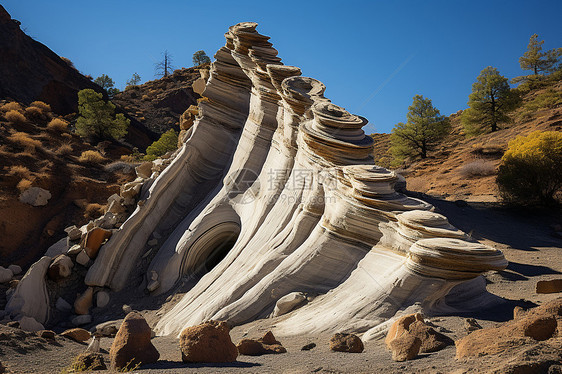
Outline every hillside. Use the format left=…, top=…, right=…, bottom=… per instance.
left=372, top=79, right=562, bottom=203
left=113, top=65, right=204, bottom=136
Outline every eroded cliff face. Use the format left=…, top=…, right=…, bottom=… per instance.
left=0, top=5, right=103, bottom=114
left=7, top=22, right=507, bottom=338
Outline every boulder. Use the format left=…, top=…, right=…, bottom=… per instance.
left=19, top=187, right=51, bottom=206
left=7, top=264, right=22, bottom=275
left=135, top=162, right=153, bottom=179
left=71, top=314, right=92, bottom=326
left=536, top=279, right=562, bottom=294
left=65, top=225, right=82, bottom=241
left=0, top=266, right=13, bottom=283
left=237, top=331, right=286, bottom=356
left=47, top=254, right=74, bottom=280
left=464, top=318, right=482, bottom=333
left=273, top=292, right=307, bottom=317
left=121, top=179, right=143, bottom=199
left=71, top=352, right=106, bottom=371
left=61, top=328, right=91, bottom=342
left=95, top=291, right=110, bottom=308
left=389, top=334, right=422, bottom=362
left=67, top=244, right=82, bottom=256
left=45, top=237, right=68, bottom=257
left=76, top=249, right=91, bottom=266
left=329, top=333, right=364, bottom=353
left=56, top=297, right=72, bottom=312
left=95, top=320, right=121, bottom=337
left=83, top=228, right=112, bottom=259
left=301, top=343, right=316, bottom=351
left=109, top=312, right=159, bottom=370
left=179, top=320, right=238, bottom=363
left=18, top=316, right=45, bottom=332
left=5, top=256, right=51, bottom=324
left=385, top=313, right=453, bottom=354
left=74, top=287, right=94, bottom=315
left=147, top=280, right=159, bottom=292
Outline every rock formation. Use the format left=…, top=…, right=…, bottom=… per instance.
left=109, top=312, right=159, bottom=370
left=3, top=22, right=508, bottom=341
left=179, top=320, right=238, bottom=363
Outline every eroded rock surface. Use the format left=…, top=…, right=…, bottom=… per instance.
left=179, top=320, right=238, bottom=363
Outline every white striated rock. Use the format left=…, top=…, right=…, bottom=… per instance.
left=19, top=187, right=51, bottom=206
left=5, top=256, right=51, bottom=324
left=8, top=265, right=22, bottom=276
left=0, top=266, right=13, bottom=283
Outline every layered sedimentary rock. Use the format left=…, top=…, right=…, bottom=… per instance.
left=8, top=22, right=507, bottom=338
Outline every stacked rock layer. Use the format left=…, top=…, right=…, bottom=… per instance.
left=8, top=22, right=508, bottom=338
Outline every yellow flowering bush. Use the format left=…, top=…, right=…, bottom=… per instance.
left=497, top=131, right=562, bottom=205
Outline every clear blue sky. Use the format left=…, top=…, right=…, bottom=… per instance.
left=3, top=0, right=561, bottom=134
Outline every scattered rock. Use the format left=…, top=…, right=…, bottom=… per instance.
left=71, top=314, right=92, bottom=326
left=76, top=249, right=91, bottom=266
left=95, top=291, right=110, bottom=308
left=65, top=225, right=82, bottom=241
left=67, top=244, right=82, bottom=256
left=61, top=328, right=91, bottom=342
left=147, top=280, right=160, bottom=292
left=7, top=264, right=22, bottom=275
left=109, top=311, right=159, bottom=370
left=56, top=297, right=72, bottom=312
left=536, top=279, right=562, bottom=294
left=18, top=316, right=45, bottom=332
left=464, top=318, right=482, bottom=333
left=136, top=162, right=153, bottom=179
left=83, top=228, right=112, bottom=259
left=37, top=329, right=55, bottom=339
left=237, top=331, right=287, bottom=356
left=47, top=254, right=74, bottom=281
left=0, top=266, right=13, bottom=283
left=179, top=320, right=238, bottom=363
left=71, top=352, right=106, bottom=371
left=390, top=334, right=422, bottom=362
left=301, top=343, right=316, bottom=351
left=122, top=305, right=133, bottom=314
left=19, top=187, right=51, bottom=206
left=403, top=320, right=453, bottom=353
left=329, top=333, right=364, bottom=353
left=74, top=287, right=94, bottom=315
left=95, top=320, right=120, bottom=337
left=273, top=292, right=307, bottom=317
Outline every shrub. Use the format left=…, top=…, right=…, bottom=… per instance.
left=518, top=89, right=562, bottom=121
left=459, top=160, right=496, bottom=177
left=9, top=165, right=31, bottom=179
left=8, top=132, right=41, bottom=151
left=24, top=106, right=45, bottom=121
left=76, top=89, right=129, bottom=142
left=84, top=203, right=105, bottom=219
left=30, top=101, right=51, bottom=112
left=56, top=143, right=73, bottom=156
left=0, top=102, right=22, bottom=112
left=5, top=110, right=27, bottom=125
left=144, top=129, right=178, bottom=161
left=104, top=161, right=137, bottom=174
left=78, top=150, right=106, bottom=163
left=47, top=118, right=68, bottom=132
left=497, top=131, right=562, bottom=206
left=17, top=178, right=33, bottom=191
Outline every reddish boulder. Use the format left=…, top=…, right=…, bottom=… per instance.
left=109, top=312, right=159, bottom=370
left=329, top=333, right=364, bottom=353
left=83, top=228, right=112, bottom=259
left=385, top=313, right=452, bottom=354
left=61, top=328, right=91, bottom=342
left=179, top=320, right=238, bottom=363
left=47, top=254, right=74, bottom=281
left=237, top=331, right=286, bottom=356
left=389, top=334, right=422, bottom=362
left=536, top=279, right=562, bottom=294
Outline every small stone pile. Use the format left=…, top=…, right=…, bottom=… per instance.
left=237, top=331, right=287, bottom=355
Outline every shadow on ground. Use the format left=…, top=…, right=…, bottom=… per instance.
left=142, top=360, right=261, bottom=370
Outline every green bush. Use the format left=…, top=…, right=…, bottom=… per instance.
left=497, top=131, right=562, bottom=206
left=76, top=89, right=129, bottom=142
left=518, top=88, right=562, bottom=121
left=144, top=129, right=178, bottom=161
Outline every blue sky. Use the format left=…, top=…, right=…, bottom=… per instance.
left=3, top=0, right=561, bottom=134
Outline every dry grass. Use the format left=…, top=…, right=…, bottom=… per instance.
left=24, top=106, right=45, bottom=121
left=0, top=102, right=22, bottom=112
left=8, top=132, right=42, bottom=152
left=459, top=160, right=496, bottom=178
left=47, top=118, right=68, bottom=132
left=78, top=150, right=106, bottom=164
left=29, top=101, right=51, bottom=112
left=5, top=110, right=27, bottom=125
left=16, top=178, right=33, bottom=192
left=8, top=165, right=31, bottom=179
left=56, top=142, right=73, bottom=156
left=84, top=203, right=105, bottom=219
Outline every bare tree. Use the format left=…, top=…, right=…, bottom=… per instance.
left=154, top=50, right=174, bottom=78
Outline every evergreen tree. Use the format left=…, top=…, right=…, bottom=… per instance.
left=93, top=74, right=119, bottom=99
left=462, top=67, right=520, bottom=135
left=519, top=34, right=561, bottom=75
left=390, top=95, right=450, bottom=162
left=75, top=89, right=129, bottom=142
left=126, top=72, right=141, bottom=87
left=192, top=50, right=211, bottom=66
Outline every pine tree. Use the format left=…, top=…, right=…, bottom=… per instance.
left=192, top=50, right=211, bottom=66
left=93, top=74, right=119, bottom=99
left=126, top=72, right=141, bottom=88
left=390, top=95, right=450, bottom=162
left=461, top=67, right=520, bottom=135
left=519, top=34, right=561, bottom=75
left=76, top=89, right=129, bottom=142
